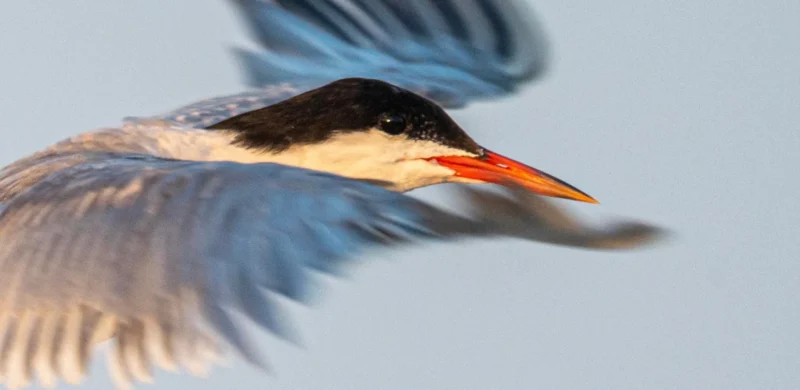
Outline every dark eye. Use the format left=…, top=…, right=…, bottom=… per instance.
left=378, top=113, right=406, bottom=135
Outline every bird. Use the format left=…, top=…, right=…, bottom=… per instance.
left=0, top=1, right=662, bottom=389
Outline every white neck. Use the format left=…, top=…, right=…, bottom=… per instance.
left=63, top=124, right=476, bottom=192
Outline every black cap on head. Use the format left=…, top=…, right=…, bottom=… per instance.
left=207, top=78, right=482, bottom=153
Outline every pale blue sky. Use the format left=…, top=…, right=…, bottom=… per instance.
left=0, top=1, right=798, bottom=389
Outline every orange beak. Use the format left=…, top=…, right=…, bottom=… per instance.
left=429, top=149, right=598, bottom=204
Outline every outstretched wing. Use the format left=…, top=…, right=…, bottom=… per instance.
left=0, top=153, right=659, bottom=389
left=235, top=0, right=549, bottom=104
left=135, top=0, right=549, bottom=128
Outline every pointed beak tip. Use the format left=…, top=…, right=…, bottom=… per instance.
left=548, top=186, right=599, bottom=204
left=563, top=186, right=599, bottom=204
left=431, top=149, right=599, bottom=205
left=578, top=194, right=600, bottom=205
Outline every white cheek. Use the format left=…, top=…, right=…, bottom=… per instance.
left=397, top=139, right=476, bottom=161
left=385, top=160, right=457, bottom=191
left=167, top=128, right=480, bottom=192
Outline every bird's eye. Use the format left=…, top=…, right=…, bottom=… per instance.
left=378, top=113, right=406, bottom=135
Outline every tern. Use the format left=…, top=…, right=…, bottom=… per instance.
left=0, top=1, right=662, bottom=388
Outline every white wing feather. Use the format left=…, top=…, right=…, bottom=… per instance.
left=0, top=152, right=661, bottom=388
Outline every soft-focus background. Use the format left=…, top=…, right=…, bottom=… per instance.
left=1, top=1, right=798, bottom=389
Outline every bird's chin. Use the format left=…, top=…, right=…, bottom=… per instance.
left=445, top=175, right=486, bottom=185
left=371, top=159, right=462, bottom=192
left=387, top=177, right=455, bottom=193
left=359, top=159, right=492, bottom=193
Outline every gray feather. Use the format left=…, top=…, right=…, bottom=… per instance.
left=0, top=151, right=663, bottom=388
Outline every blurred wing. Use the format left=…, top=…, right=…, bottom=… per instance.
left=234, top=0, right=549, bottom=105
left=0, top=153, right=661, bottom=388
left=132, top=0, right=549, bottom=129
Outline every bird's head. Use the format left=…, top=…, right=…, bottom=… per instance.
left=209, top=78, right=596, bottom=203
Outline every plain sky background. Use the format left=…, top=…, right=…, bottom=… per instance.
left=0, top=1, right=798, bottom=389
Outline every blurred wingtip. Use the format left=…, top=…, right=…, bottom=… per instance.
left=446, top=183, right=670, bottom=251
left=225, top=0, right=553, bottom=107
left=584, top=221, right=671, bottom=251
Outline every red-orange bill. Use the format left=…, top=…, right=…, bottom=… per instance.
left=430, top=149, right=598, bottom=204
